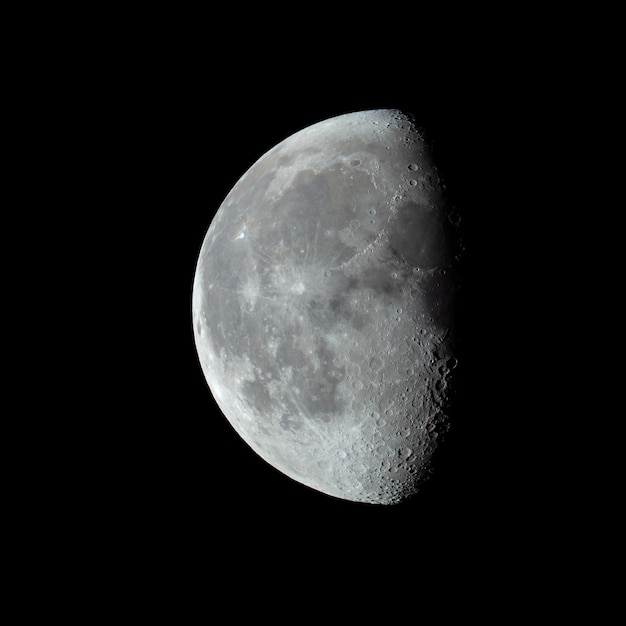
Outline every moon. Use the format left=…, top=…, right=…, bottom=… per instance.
left=192, top=109, right=461, bottom=504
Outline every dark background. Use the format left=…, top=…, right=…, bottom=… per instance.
left=11, top=3, right=609, bottom=615
left=116, top=74, right=548, bottom=552
left=48, top=20, right=571, bottom=608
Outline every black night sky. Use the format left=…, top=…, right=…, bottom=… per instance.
left=74, top=23, right=566, bottom=607
left=126, top=86, right=539, bottom=539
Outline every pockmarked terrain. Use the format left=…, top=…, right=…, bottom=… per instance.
left=193, top=109, right=462, bottom=504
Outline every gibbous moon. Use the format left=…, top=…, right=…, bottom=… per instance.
left=192, top=109, right=461, bottom=504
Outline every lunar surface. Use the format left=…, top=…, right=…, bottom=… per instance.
left=192, top=109, right=461, bottom=504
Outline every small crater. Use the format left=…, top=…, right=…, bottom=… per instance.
left=408, top=163, right=419, bottom=171
left=369, top=208, right=376, bottom=215
left=408, top=179, right=418, bottom=186
left=350, top=158, right=361, bottom=166
left=448, top=211, right=461, bottom=225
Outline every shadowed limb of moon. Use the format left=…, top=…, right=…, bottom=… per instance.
left=192, top=109, right=461, bottom=504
